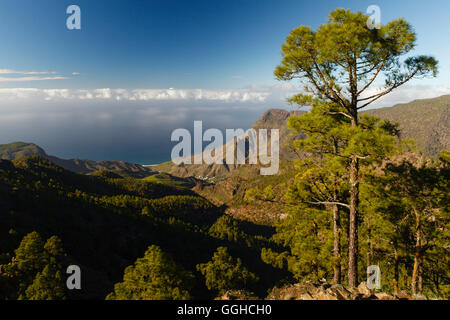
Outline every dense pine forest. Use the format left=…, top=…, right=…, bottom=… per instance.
left=0, top=156, right=292, bottom=299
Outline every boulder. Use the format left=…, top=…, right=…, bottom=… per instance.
left=375, top=292, right=397, bottom=300
left=396, top=291, right=413, bottom=300
left=316, top=291, right=339, bottom=300
left=298, top=293, right=314, bottom=300
left=357, top=282, right=373, bottom=297
left=329, top=284, right=352, bottom=300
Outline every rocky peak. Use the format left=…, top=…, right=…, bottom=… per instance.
left=252, top=108, right=305, bottom=130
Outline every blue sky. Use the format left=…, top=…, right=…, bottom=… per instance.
left=1, top=0, right=449, bottom=89
left=0, top=0, right=449, bottom=163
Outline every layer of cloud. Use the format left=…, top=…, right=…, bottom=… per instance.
left=0, top=83, right=448, bottom=107
left=0, top=83, right=448, bottom=164
left=0, top=85, right=295, bottom=163
left=0, top=87, right=279, bottom=103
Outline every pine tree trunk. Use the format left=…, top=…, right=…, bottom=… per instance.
left=332, top=204, right=341, bottom=284
left=418, top=264, right=423, bottom=295
left=365, top=224, right=371, bottom=286
left=348, top=155, right=359, bottom=288
left=394, top=245, right=399, bottom=296
left=411, top=248, right=421, bottom=295
left=366, top=223, right=373, bottom=271
left=411, top=211, right=421, bottom=295
left=312, top=221, right=320, bottom=280
left=347, top=108, right=360, bottom=289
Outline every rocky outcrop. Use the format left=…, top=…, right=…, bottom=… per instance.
left=215, top=290, right=259, bottom=300
left=266, top=282, right=409, bottom=300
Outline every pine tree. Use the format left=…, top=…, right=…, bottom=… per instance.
left=274, top=8, right=437, bottom=287
left=3, top=232, right=68, bottom=300
left=24, top=261, right=66, bottom=300
left=196, top=247, right=259, bottom=294
left=363, top=152, right=449, bottom=296
left=44, top=236, right=64, bottom=257
left=14, top=231, right=47, bottom=273
left=272, top=207, right=334, bottom=282
left=107, top=245, right=194, bottom=300
left=287, top=97, right=400, bottom=282
left=286, top=101, right=350, bottom=283
left=362, top=169, right=411, bottom=295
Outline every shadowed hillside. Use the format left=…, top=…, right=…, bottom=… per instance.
left=0, top=156, right=287, bottom=299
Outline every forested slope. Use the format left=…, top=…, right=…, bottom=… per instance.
left=0, top=157, right=287, bottom=299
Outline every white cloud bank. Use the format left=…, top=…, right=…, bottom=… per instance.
left=0, top=87, right=274, bottom=103
left=0, top=83, right=448, bottom=107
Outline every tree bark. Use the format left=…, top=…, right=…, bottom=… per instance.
left=418, top=264, right=423, bottom=295
left=393, top=245, right=399, bottom=296
left=411, top=247, right=421, bottom=295
left=347, top=108, right=360, bottom=288
left=332, top=204, right=341, bottom=284
left=312, top=221, right=320, bottom=280
left=411, top=211, right=421, bottom=295
left=366, top=223, right=373, bottom=270
left=348, top=155, right=359, bottom=288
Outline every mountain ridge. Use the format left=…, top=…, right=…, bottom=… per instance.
left=0, top=141, right=154, bottom=178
